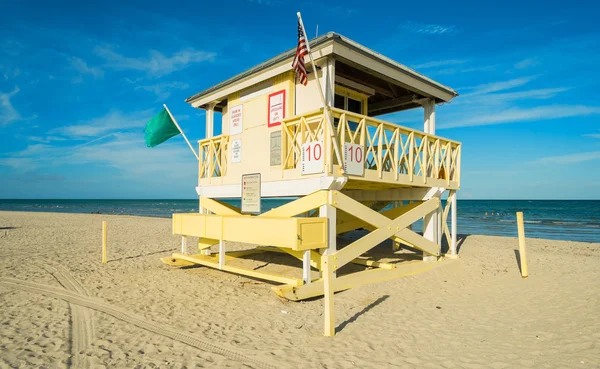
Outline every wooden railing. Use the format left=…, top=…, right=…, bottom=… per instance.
left=199, top=135, right=228, bottom=179
left=281, top=107, right=461, bottom=187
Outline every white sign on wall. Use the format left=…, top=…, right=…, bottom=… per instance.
left=268, top=90, right=285, bottom=127
left=231, top=139, right=242, bottom=163
left=230, top=105, right=243, bottom=135
left=301, top=141, right=324, bottom=175
left=241, top=173, right=261, bottom=214
left=343, top=142, right=365, bottom=176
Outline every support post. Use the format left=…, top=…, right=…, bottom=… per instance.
left=206, top=102, right=215, bottom=139
left=436, top=199, right=443, bottom=247
left=181, top=235, right=187, bottom=254
left=423, top=197, right=438, bottom=261
left=302, top=250, right=312, bottom=284
left=423, top=100, right=439, bottom=261
left=322, top=251, right=335, bottom=337
left=392, top=201, right=401, bottom=251
left=319, top=200, right=336, bottom=276
left=451, top=191, right=457, bottom=256
left=102, top=221, right=107, bottom=264
left=218, top=240, right=225, bottom=270
left=516, top=212, right=529, bottom=278
left=199, top=204, right=212, bottom=255
left=323, top=56, right=335, bottom=107
left=423, top=98, right=436, bottom=135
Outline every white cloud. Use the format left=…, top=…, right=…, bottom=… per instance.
left=428, top=64, right=497, bottom=76
left=0, top=157, right=38, bottom=171
left=412, top=59, right=466, bottom=69
left=463, top=76, right=538, bottom=96
left=135, top=81, right=189, bottom=101
left=0, top=39, right=24, bottom=57
left=485, top=88, right=570, bottom=101
left=0, top=87, right=22, bottom=125
left=73, top=133, right=197, bottom=177
left=514, top=58, right=539, bottom=69
left=401, top=21, right=456, bottom=35
left=529, top=151, right=600, bottom=165
left=0, top=132, right=197, bottom=181
left=432, top=74, right=599, bottom=129
left=28, top=136, right=68, bottom=143
left=94, top=46, right=216, bottom=77
left=69, top=56, right=103, bottom=80
left=452, top=87, right=570, bottom=108
left=0, top=144, right=56, bottom=171
left=584, top=133, right=600, bottom=138
left=442, top=105, right=600, bottom=129
left=53, top=109, right=153, bottom=138
left=0, top=65, right=21, bottom=80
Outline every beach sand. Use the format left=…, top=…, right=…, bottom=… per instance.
left=0, top=211, right=599, bottom=368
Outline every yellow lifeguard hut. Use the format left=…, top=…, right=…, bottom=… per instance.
left=163, top=32, right=461, bottom=336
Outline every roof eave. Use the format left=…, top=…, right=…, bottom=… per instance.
left=186, top=32, right=459, bottom=108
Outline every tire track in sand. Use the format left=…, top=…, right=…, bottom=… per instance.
left=43, top=265, right=94, bottom=369
left=0, top=278, right=278, bottom=369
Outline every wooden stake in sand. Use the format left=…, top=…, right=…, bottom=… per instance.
left=102, top=221, right=108, bottom=264
left=516, top=212, right=528, bottom=278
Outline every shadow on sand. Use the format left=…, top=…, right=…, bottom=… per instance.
left=514, top=250, right=523, bottom=275
left=438, top=233, right=470, bottom=255
left=109, top=248, right=177, bottom=262
left=337, top=295, right=390, bottom=334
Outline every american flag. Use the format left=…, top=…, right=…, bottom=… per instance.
left=292, top=20, right=308, bottom=86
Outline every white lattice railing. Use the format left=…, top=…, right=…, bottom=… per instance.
left=198, top=135, right=228, bottom=179
left=281, top=107, right=461, bottom=187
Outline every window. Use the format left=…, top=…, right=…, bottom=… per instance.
left=334, top=94, right=363, bottom=114
left=347, top=98, right=362, bottom=114
left=334, top=94, right=345, bottom=110
left=334, top=93, right=363, bottom=132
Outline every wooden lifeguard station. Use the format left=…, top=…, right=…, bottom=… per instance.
left=162, top=32, right=461, bottom=336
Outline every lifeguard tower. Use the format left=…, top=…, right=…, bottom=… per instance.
left=163, top=32, right=461, bottom=335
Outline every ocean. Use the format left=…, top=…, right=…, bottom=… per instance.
left=0, top=199, right=599, bottom=243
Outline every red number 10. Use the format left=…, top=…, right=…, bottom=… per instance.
left=348, top=146, right=363, bottom=163
left=305, top=143, right=322, bottom=161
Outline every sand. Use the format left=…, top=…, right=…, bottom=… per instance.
left=0, top=211, right=599, bottom=369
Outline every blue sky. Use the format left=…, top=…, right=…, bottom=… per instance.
left=1, top=0, right=599, bottom=199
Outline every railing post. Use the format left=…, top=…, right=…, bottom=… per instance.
left=409, top=133, right=414, bottom=182
left=394, top=129, right=400, bottom=180
left=198, top=142, right=203, bottom=179
left=446, top=142, right=451, bottom=185
left=434, top=140, right=440, bottom=179
left=324, top=110, right=333, bottom=174
left=377, top=125, right=383, bottom=178
left=451, top=190, right=458, bottom=256
left=340, top=113, right=346, bottom=145
left=422, top=136, right=428, bottom=184
left=208, top=140, right=215, bottom=179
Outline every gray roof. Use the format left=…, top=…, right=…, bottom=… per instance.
left=185, top=32, right=457, bottom=104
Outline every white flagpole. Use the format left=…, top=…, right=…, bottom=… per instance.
left=296, top=12, right=344, bottom=172
left=163, top=104, right=199, bottom=161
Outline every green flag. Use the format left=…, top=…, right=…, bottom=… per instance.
left=144, top=108, right=181, bottom=147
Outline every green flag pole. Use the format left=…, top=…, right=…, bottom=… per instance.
left=163, top=104, right=199, bottom=160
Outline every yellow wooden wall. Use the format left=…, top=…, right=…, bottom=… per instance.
left=216, top=71, right=296, bottom=184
